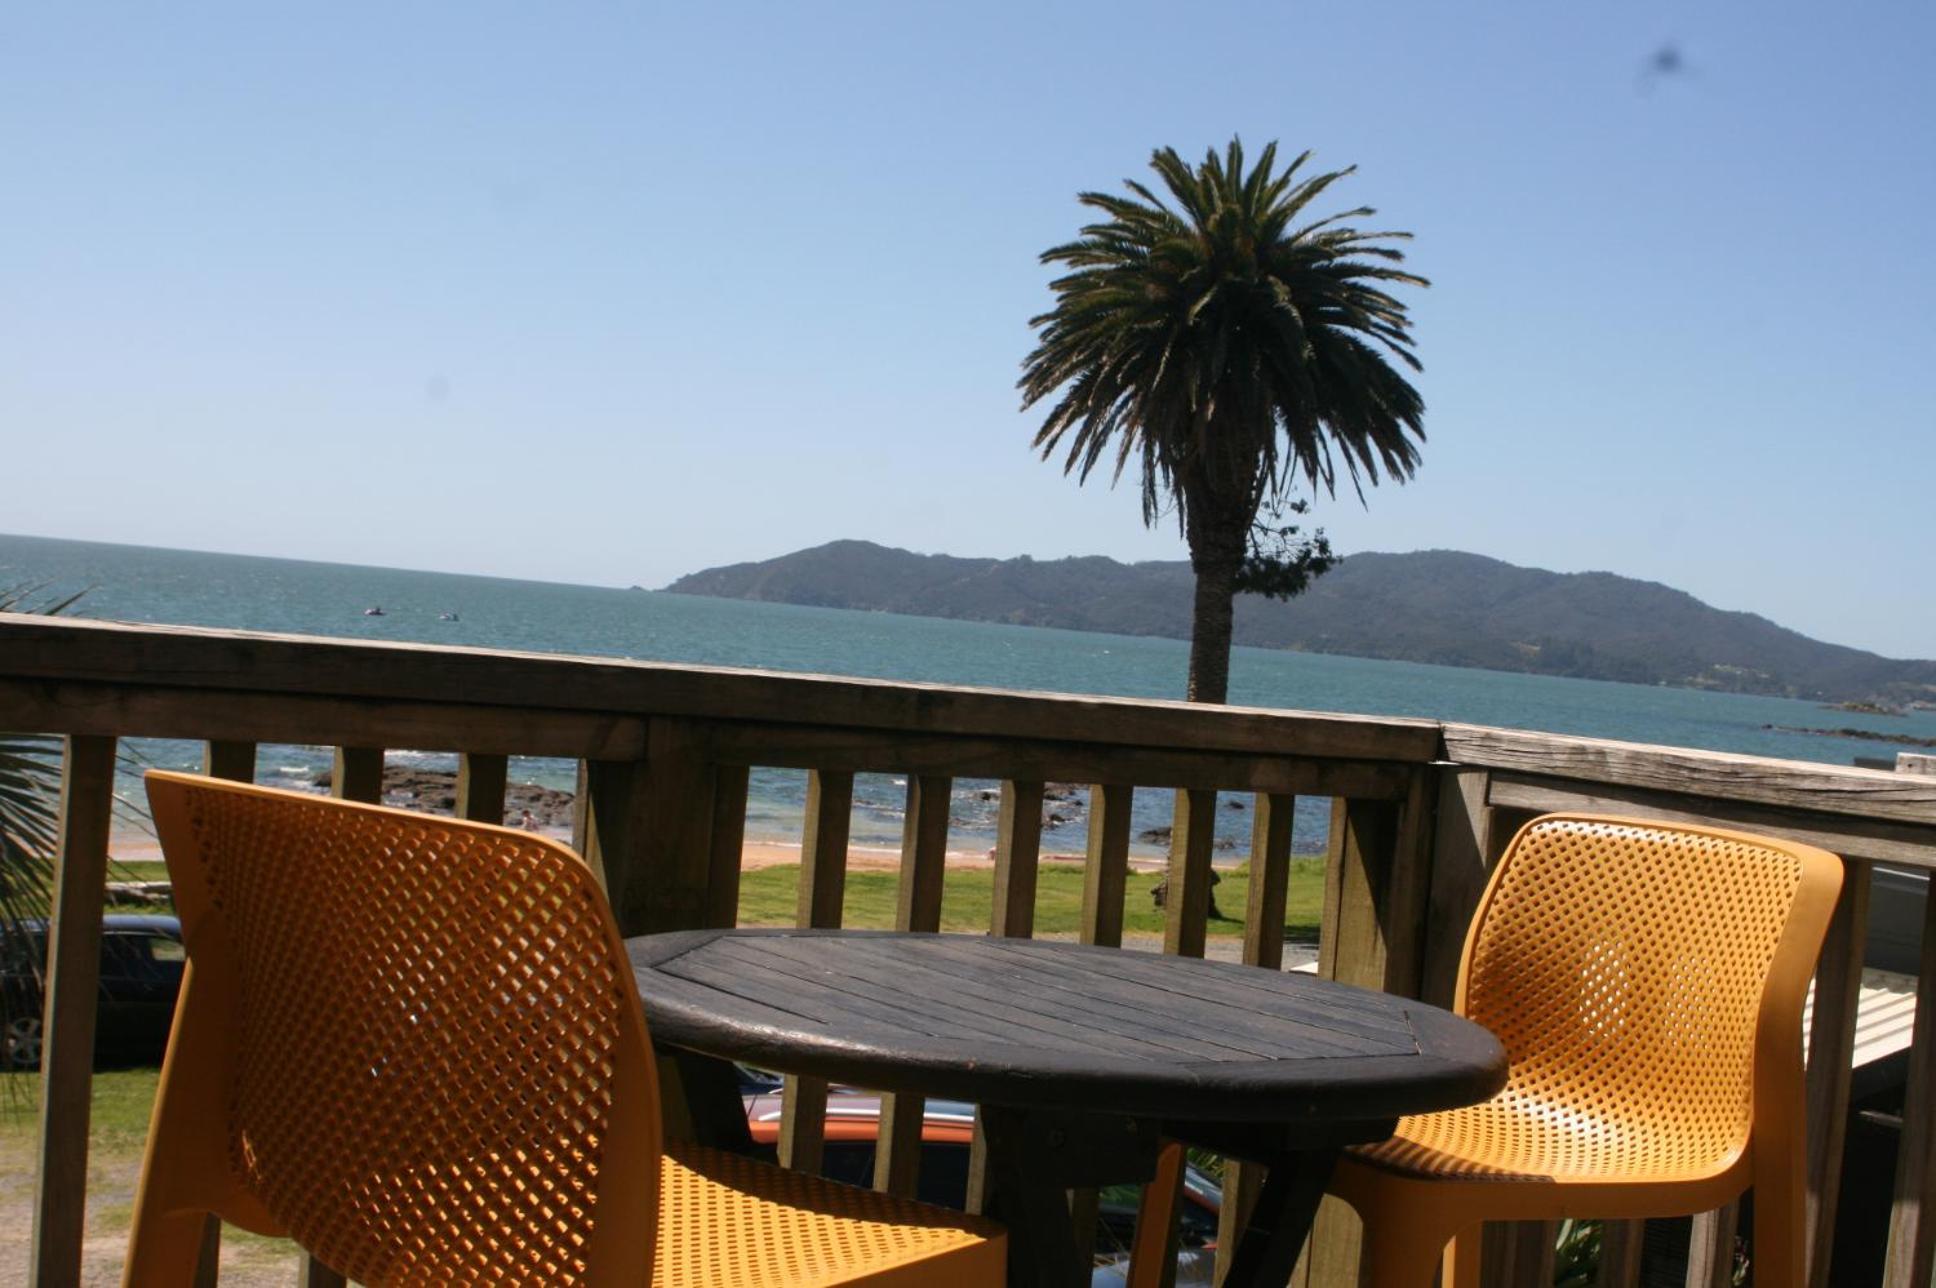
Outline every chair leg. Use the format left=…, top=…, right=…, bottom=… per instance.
left=1125, top=1141, right=1186, bottom=1288
left=1357, top=1213, right=1457, bottom=1288
left=122, top=1203, right=214, bottom=1288
left=1753, top=1148, right=1807, bottom=1288
left=1441, top=1226, right=1482, bottom=1288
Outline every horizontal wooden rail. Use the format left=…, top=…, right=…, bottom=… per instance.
left=1445, top=722, right=1936, bottom=830
left=703, top=720, right=1416, bottom=798
left=0, top=615, right=1442, bottom=761
left=0, top=675, right=644, bottom=759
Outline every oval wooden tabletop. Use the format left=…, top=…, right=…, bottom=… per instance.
left=628, top=929, right=1506, bottom=1122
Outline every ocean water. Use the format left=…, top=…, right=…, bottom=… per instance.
left=6, top=532, right=1933, bottom=855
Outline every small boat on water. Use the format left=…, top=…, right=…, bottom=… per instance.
left=363, top=606, right=385, bottom=617
left=439, top=611, right=460, bottom=622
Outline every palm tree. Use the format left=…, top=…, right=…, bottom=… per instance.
left=1022, top=139, right=1427, bottom=703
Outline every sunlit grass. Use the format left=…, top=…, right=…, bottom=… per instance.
left=737, top=858, right=1324, bottom=941
left=0, top=1070, right=307, bottom=1275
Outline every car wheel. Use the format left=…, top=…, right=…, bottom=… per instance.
left=5, top=1015, right=42, bottom=1069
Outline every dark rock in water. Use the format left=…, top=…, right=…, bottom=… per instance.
left=1137, top=823, right=1240, bottom=852
left=1224, top=798, right=1246, bottom=811
left=1765, top=724, right=1936, bottom=749
left=309, top=765, right=576, bottom=829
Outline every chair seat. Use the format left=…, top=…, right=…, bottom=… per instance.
left=654, top=1142, right=1005, bottom=1287
left=1349, top=1088, right=1745, bottom=1187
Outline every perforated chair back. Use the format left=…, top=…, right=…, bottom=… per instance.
left=1453, top=814, right=1820, bottom=1179
left=127, top=771, right=661, bottom=1284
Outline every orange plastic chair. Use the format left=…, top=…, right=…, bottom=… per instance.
left=124, top=771, right=1005, bottom=1286
left=1324, top=813, right=1842, bottom=1288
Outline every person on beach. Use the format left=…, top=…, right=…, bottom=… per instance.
left=519, top=808, right=540, bottom=831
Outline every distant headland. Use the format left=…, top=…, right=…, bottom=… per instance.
left=664, top=541, right=1936, bottom=706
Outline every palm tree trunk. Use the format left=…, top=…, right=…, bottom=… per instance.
left=1185, top=553, right=1240, bottom=705
left=1165, top=536, right=1241, bottom=918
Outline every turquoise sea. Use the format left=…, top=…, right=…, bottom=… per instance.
left=6, top=532, right=1933, bottom=857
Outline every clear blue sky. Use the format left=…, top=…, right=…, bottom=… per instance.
left=4, top=3, right=1931, bottom=656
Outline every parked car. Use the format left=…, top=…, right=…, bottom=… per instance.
left=741, top=1088, right=1223, bottom=1263
left=1, top=915, right=185, bottom=1069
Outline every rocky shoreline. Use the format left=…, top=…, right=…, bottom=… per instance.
left=307, top=765, right=578, bottom=829
left=1766, top=724, right=1936, bottom=750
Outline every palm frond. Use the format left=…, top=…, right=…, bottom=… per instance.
left=1021, top=135, right=1428, bottom=540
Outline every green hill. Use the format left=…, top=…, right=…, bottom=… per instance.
left=664, top=541, right=1936, bottom=703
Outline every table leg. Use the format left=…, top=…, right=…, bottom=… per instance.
left=1218, top=1147, right=1341, bottom=1288
left=662, top=1047, right=775, bottom=1162
left=979, top=1106, right=1162, bottom=1288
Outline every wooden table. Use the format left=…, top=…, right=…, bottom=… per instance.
left=628, top=929, right=1505, bottom=1287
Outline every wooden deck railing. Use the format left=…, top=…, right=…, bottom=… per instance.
left=3, top=613, right=1933, bottom=1288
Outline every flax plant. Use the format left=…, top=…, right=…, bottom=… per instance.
left=1, top=586, right=88, bottom=1068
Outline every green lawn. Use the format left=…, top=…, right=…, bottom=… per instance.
left=0, top=1067, right=160, bottom=1149
left=0, top=1070, right=304, bottom=1282
left=737, top=858, right=1324, bottom=941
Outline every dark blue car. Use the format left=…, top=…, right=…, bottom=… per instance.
left=2, top=915, right=185, bottom=1069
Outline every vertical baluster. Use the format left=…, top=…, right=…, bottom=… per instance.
left=202, top=740, right=255, bottom=785
left=968, top=779, right=1046, bottom=1216
left=191, top=741, right=256, bottom=1286
left=1213, top=793, right=1296, bottom=1284
left=1079, top=783, right=1132, bottom=949
left=874, top=775, right=951, bottom=1198
left=576, top=758, right=644, bottom=898
left=580, top=720, right=722, bottom=933
left=1595, top=1221, right=1644, bottom=1287
left=331, top=746, right=383, bottom=804
left=1421, top=767, right=1495, bottom=1009
left=991, top=779, right=1044, bottom=938
left=631, top=718, right=721, bottom=935
left=455, top=752, right=507, bottom=823
left=1240, top=792, right=1295, bottom=970
left=779, top=770, right=852, bottom=1177
left=1479, top=1222, right=1556, bottom=1288
left=1685, top=1202, right=1739, bottom=1288
left=296, top=1259, right=348, bottom=1288
left=1804, top=858, right=1870, bottom=1287
left=28, top=735, right=115, bottom=1288
left=794, top=769, right=851, bottom=927
left=1883, top=885, right=1936, bottom=1286
left=571, top=760, right=593, bottom=859
left=1315, top=776, right=1433, bottom=995
left=704, top=765, right=750, bottom=929
left=1162, top=788, right=1217, bottom=959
